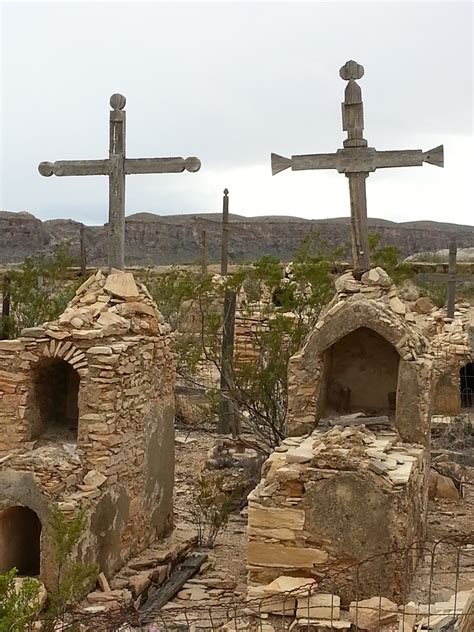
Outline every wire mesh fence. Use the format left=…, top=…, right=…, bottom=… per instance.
left=49, top=536, right=474, bottom=631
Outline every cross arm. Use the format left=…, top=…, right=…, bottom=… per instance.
left=38, top=160, right=110, bottom=177
left=271, top=152, right=339, bottom=175
left=271, top=145, right=443, bottom=176
left=124, top=157, right=201, bottom=175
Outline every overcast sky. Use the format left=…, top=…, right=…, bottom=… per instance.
left=1, top=1, right=472, bottom=226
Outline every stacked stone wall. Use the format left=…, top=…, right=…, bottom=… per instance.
left=0, top=270, right=175, bottom=587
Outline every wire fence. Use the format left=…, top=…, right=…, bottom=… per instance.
left=50, top=536, right=474, bottom=631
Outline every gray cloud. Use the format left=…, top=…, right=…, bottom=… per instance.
left=1, top=1, right=472, bottom=224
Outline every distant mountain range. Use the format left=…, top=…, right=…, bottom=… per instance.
left=1, top=210, right=473, bottom=266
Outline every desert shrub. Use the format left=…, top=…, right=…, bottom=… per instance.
left=0, top=569, right=41, bottom=632
left=42, top=506, right=97, bottom=631
left=190, top=475, right=235, bottom=548
left=6, top=243, right=78, bottom=337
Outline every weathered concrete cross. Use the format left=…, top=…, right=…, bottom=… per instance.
left=39, top=93, right=201, bottom=270
left=271, top=60, right=444, bottom=274
left=417, top=237, right=472, bottom=318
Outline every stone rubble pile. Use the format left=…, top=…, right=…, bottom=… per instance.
left=243, top=578, right=473, bottom=632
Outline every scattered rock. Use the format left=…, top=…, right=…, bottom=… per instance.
left=349, top=596, right=398, bottom=629
left=414, top=296, right=435, bottom=314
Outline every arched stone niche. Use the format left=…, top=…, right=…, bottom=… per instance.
left=0, top=470, right=54, bottom=586
left=287, top=300, right=433, bottom=444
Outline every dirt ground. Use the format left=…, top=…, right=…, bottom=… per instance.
left=173, top=416, right=474, bottom=605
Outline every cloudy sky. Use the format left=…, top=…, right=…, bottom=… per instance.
left=1, top=1, right=472, bottom=226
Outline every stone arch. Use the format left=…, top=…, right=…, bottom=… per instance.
left=287, top=299, right=433, bottom=443
left=0, top=505, right=41, bottom=575
left=301, top=301, right=411, bottom=366
left=0, top=471, right=52, bottom=584
left=322, top=327, right=400, bottom=416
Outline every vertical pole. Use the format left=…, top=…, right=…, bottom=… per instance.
left=447, top=236, right=457, bottom=319
left=80, top=223, right=87, bottom=277
left=346, top=172, right=370, bottom=274
left=218, top=187, right=237, bottom=435
left=108, top=94, right=127, bottom=271
left=221, top=188, right=229, bottom=276
left=1, top=274, right=11, bottom=340
left=200, top=227, right=208, bottom=275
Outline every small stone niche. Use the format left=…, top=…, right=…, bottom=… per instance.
left=0, top=505, right=42, bottom=575
left=31, top=357, right=80, bottom=441
left=247, top=425, right=428, bottom=603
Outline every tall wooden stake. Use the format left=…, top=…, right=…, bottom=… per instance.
left=200, top=227, right=208, bottom=275
left=219, top=188, right=237, bottom=435
left=221, top=188, right=229, bottom=276
left=416, top=236, right=471, bottom=318
left=80, top=223, right=87, bottom=276
left=1, top=274, right=11, bottom=340
left=447, top=237, right=457, bottom=319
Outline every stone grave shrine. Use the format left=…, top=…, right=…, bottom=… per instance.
left=247, top=268, right=433, bottom=602
left=287, top=269, right=434, bottom=444
left=0, top=269, right=175, bottom=588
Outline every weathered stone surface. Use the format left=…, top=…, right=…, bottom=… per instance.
left=0, top=270, right=176, bottom=593
left=248, top=506, right=305, bottom=530
left=296, top=593, right=341, bottom=620
left=414, top=296, right=435, bottom=314
left=128, top=574, right=151, bottom=597
left=104, top=272, right=139, bottom=299
left=389, top=296, right=406, bottom=315
left=349, top=597, right=398, bottom=629
left=247, top=542, right=328, bottom=568
left=83, top=470, right=107, bottom=488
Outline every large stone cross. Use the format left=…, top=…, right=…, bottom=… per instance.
left=39, top=93, right=201, bottom=270
left=271, top=60, right=444, bottom=274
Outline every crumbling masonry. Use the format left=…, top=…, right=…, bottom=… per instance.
left=0, top=270, right=175, bottom=588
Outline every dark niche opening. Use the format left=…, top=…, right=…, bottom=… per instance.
left=323, top=327, right=400, bottom=416
left=0, top=506, right=42, bottom=575
left=460, top=362, right=474, bottom=408
left=32, top=358, right=80, bottom=441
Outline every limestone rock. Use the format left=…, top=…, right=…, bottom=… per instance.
left=399, top=279, right=420, bottom=302
left=414, top=296, right=435, bottom=314
left=128, top=574, right=151, bottom=597
left=296, top=593, right=341, bottom=619
left=20, top=326, right=46, bottom=338
left=335, top=272, right=360, bottom=293
left=361, top=267, right=392, bottom=288
left=247, top=541, right=328, bottom=568
left=83, top=470, right=107, bottom=488
left=349, top=596, right=398, bottom=629
left=248, top=506, right=305, bottom=530
left=104, top=272, right=139, bottom=299
left=389, top=296, right=406, bottom=315
left=429, top=470, right=461, bottom=500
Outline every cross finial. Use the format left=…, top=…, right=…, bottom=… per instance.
left=110, top=93, right=126, bottom=111
left=339, top=60, right=364, bottom=81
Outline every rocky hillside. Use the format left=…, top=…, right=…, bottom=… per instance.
left=1, top=210, right=474, bottom=266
